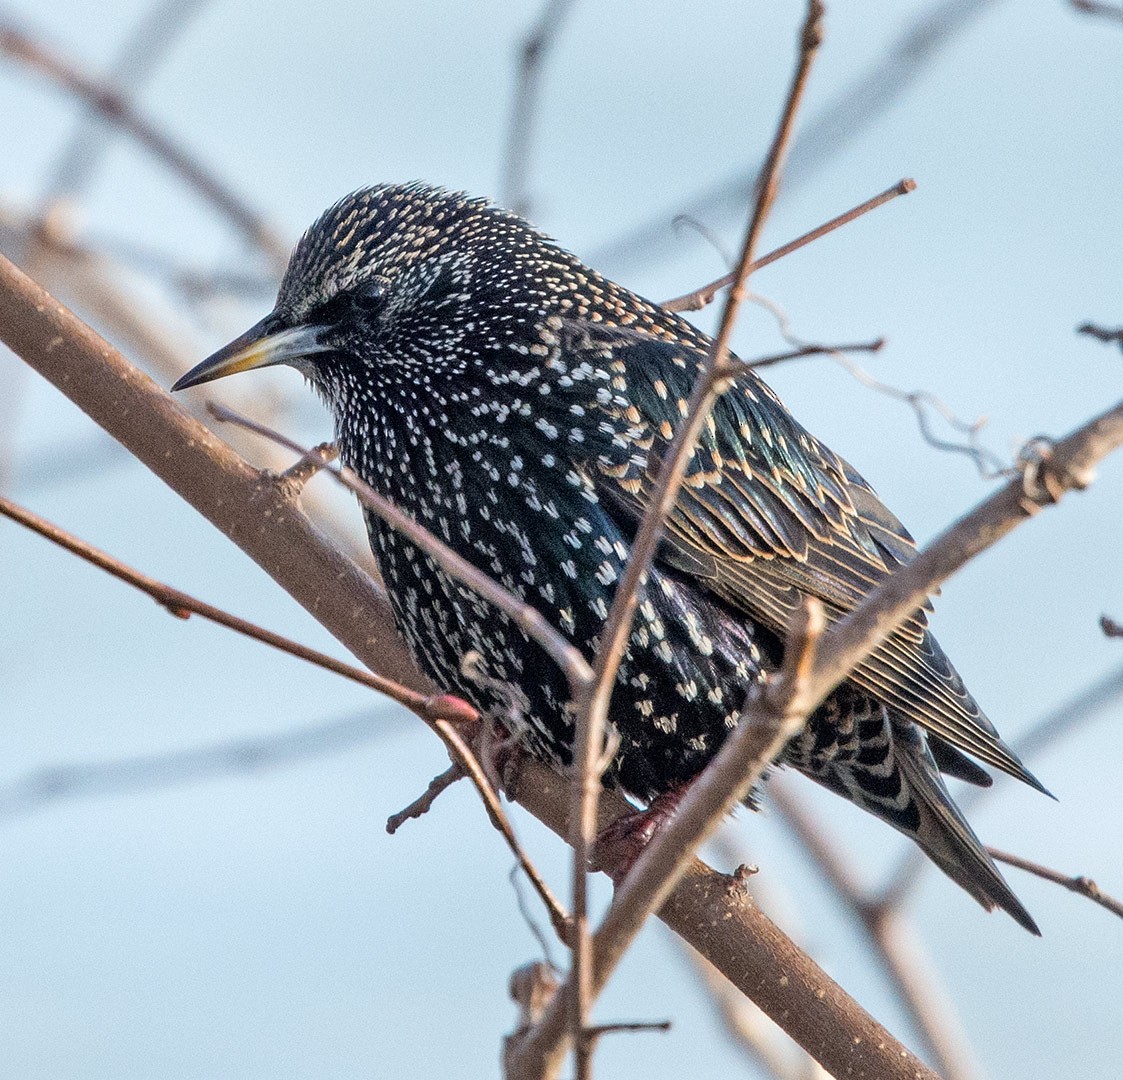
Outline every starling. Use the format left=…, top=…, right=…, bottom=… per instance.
left=174, top=183, right=1047, bottom=933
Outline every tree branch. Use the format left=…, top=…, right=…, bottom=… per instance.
left=661, top=178, right=915, bottom=313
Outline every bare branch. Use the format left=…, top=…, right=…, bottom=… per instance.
left=502, top=0, right=576, bottom=217
left=662, top=179, right=916, bottom=313
left=386, top=764, right=465, bottom=834
left=735, top=336, right=885, bottom=373
left=0, top=492, right=425, bottom=711
left=987, top=847, right=1123, bottom=920
left=747, top=290, right=1006, bottom=475
left=564, top=9, right=824, bottom=1075
left=0, top=487, right=567, bottom=935
left=0, top=19, right=287, bottom=268
left=208, top=403, right=594, bottom=698
left=681, top=946, right=816, bottom=1080
left=510, top=595, right=944, bottom=1080
left=435, top=719, right=572, bottom=941
left=523, top=378, right=1123, bottom=1076
left=1078, top=322, right=1123, bottom=347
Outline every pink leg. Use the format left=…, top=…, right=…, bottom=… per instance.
left=590, top=785, right=689, bottom=882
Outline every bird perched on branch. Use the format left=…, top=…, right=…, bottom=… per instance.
left=174, top=183, right=1047, bottom=933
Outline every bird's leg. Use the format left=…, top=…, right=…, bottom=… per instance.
left=478, top=713, right=529, bottom=799
left=425, top=688, right=527, bottom=798
left=458, top=650, right=532, bottom=797
left=589, top=784, right=690, bottom=883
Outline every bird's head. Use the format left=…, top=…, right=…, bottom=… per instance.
left=172, top=182, right=571, bottom=409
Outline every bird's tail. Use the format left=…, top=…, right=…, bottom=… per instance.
left=888, top=719, right=1039, bottom=934
left=789, top=709, right=1039, bottom=934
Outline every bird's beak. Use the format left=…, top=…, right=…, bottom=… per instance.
left=171, top=315, right=334, bottom=391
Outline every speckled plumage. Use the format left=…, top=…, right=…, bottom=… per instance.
left=180, top=183, right=1047, bottom=932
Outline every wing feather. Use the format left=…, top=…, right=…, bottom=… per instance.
left=555, top=323, right=1043, bottom=791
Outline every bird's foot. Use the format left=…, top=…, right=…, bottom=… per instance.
left=423, top=691, right=525, bottom=796
left=479, top=719, right=527, bottom=798
left=590, top=786, right=688, bottom=883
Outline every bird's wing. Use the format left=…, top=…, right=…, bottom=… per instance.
left=558, top=323, right=1041, bottom=789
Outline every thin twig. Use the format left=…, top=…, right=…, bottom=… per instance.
left=661, top=179, right=915, bottom=313
left=386, top=764, right=465, bottom=834
left=735, top=336, right=885, bottom=372
left=0, top=19, right=287, bottom=268
left=747, top=290, right=1006, bottom=475
left=0, top=490, right=568, bottom=935
left=0, top=493, right=430, bottom=713
left=807, top=402, right=1123, bottom=724
left=435, top=719, right=571, bottom=941
left=207, top=402, right=594, bottom=699
left=565, top=9, right=825, bottom=1076
left=502, top=0, right=576, bottom=217
left=590, top=0, right=995, bottom=271
left=987, top=847, right=1123, bottom=920
left=878, top=659, right=1123, bottom=910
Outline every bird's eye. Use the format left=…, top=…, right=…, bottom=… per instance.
left=352, top=280, right=386, bottom=309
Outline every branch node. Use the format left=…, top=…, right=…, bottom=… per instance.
left=732, top=863, right=759, bottom=889
left=273, top=442, right=339, bottom=499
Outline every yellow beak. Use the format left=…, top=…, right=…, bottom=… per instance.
left=172, top=316, right=333, bottom=391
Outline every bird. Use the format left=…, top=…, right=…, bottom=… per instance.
left=174, top=182, right=1047, bottom=933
